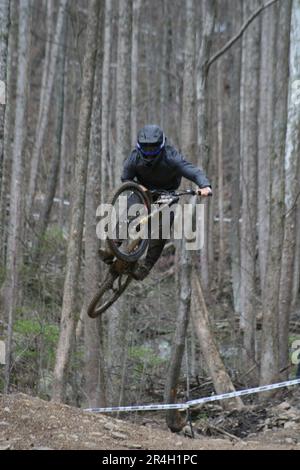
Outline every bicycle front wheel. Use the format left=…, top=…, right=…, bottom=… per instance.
left=107, top=182, right=151, bottom=263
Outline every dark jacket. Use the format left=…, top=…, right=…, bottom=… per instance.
left=121, top=144, right=211, bottom=191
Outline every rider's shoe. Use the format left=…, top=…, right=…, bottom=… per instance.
left=98, top=247, right=114, bottom=265
left=131, top=260, right=152, bottom=281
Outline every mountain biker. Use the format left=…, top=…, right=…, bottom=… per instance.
left=99, top=124, right=212, bottom=280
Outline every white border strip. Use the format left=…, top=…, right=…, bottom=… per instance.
left=84, top=378, right=300, bottom=413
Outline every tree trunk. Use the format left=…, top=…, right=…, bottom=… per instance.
left=106, top=301, right=130, bottom=406
left=114, top=0, right=131, bottom=185
left=37, top=0, right=53, bottom=126
left=260, top=0, right=291, bottom=387
left=217, top=59, right=224, bottom=290
left=145, top=24, right=156, bottom=124
left=131, top=0, right=141, bottom=144
left=0, top=0, right=10, bottom=267
left=165, top=241, right=192, bottom=432
left=292, top=196, right=300, bottom=306
left=33, top=22, right=67, bottom=263
left=160, top=1, right=171, bottom=132
left=279, top=0, right=299, bottom=376
left=58, top=33, right=69, bottom=228
left=226, top=1, right=242, bottom=314
left=105, top=0, right=132, bottom=406
left=0, top=0, right=9, bottom=175
left=196, top=0, right=216, bottom=290
left=84, top=81, right=107, bottom=409
left=101, top=0, right=112, bottom=202
left=27, top=0, right=68, bottom=217
left=52, top=0, right=101, bottom=403
left=2, top=0, right=31, bottom=392
left=257, top=6, right=276, bottom=294
left=192, top=273, right=244, bottom=410
left=83, top=11, right=107, bottom=409
left=239, top=0, right=261, bottom=383
left=164, top=0, right=195, bottom=432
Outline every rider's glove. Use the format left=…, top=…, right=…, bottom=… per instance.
left=197, top=187, right=212, bottom=197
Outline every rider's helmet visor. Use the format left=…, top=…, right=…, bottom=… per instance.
left=137, top=142, right=164, bottom=157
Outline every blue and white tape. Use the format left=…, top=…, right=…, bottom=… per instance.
left=84, top=378, right=300, bottom=413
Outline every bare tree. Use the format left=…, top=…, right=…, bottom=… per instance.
left=164, top=0, right=195, bottom=432
left=81, top=8, right=107, bottom=407
left=83, top=41, right=107, bottom=408
left=260, top=0, right=291, bottom=387
left=160, top=1, right=171, bottom=132
left=58, top=23, right=70, bottom=228
left=196, top=0, right=216, bottom=290
left=114, top=0, right=132, bottom=185
left=278, top=0, right=300, bottom=376
left=27, top=0, right=68, bottom=217
left=226, top=0, right=242, bottom=314
left=101, top=0, right=112, bottom=201
left=105, top=0, right=132, bottom=406
left=239, top=0, right=261, bottom=382
left=33, top=22, right=67, bottom=262
left=292, top=197, right=300, bottom=306
left=257, top=6, right=276, bottom=292
left=131, top=0, right=141, bottom=144
left=0, top=0, right=10, bottom=265
left=2, top=0, right=31, bottom=392
left=0, top=0, right=9, bottom=174
left=52, top=0, right=101, bottom=403
left=192, top=274, right=244, bottom=410
left=216, top=57, right=225, bottom=289
left=165, top=242, right=193, bottom=432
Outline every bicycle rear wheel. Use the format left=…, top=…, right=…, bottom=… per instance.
left=107, top=182, right=151, bottom=263
left=87, top=271, right=132, bottom=318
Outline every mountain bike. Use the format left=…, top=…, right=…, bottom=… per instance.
left=87, top=181, right=201, bottom=318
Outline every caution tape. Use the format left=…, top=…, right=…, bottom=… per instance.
left=187, top=378, right=300, bottom=406
left=85, top=403, right=189, bottom=413
left=84, top=378, right=300, bottom=414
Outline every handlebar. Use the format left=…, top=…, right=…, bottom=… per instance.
left=150, top=188, right=212, bottom=198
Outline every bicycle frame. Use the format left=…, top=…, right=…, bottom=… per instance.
left=125, top=189, right=198, bottom=254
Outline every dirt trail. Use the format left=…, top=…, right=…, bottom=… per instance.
left=0, top=393, right=299, bottom=450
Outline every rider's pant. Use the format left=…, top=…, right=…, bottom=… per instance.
left=144, top=211, right=174, bottom=269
